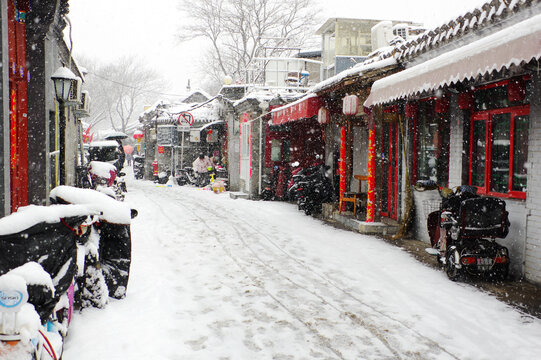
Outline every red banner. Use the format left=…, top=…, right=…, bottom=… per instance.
left=367, top=128, right=375, bottom=222
left=339, top=126, right=346, bottom=209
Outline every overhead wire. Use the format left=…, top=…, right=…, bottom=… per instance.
left=87, top=71, right=189, bottom=97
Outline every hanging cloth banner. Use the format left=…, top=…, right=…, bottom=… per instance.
left=366, top=127, right=376, bottom=222
left=339, top=126, right=346, bottom=209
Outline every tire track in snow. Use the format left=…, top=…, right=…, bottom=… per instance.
left=137, top=186, right=349, bottom=359
left=135, top=184, right=459, bottom=359
left=178, top=194, right=459, bottom=360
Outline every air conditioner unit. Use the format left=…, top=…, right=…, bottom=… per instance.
left=74, top=90, right=90, bottom=117
left=67, top=77, right=82, bottom=105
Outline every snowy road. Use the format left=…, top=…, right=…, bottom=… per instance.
left=63, top=178, right=541, bottom=360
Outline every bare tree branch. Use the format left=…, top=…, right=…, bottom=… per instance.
left=178, top=0, right=320, bottom=87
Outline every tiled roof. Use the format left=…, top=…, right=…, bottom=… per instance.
left=394, top=0, right=537, bottom=62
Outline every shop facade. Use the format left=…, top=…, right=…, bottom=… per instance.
left=364, top=4, right=541, bottom=280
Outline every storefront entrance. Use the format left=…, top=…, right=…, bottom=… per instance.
left=381, top=120, right=399, bottom=220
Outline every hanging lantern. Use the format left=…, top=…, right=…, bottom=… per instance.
left=342, top=95, right=359, bottom=116
left=133, top=130, right=144, bottom=143
left=318, top=107, right=330, bottom=124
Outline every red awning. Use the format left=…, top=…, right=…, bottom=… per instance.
left=271, top=95, right=322, bottom=125
left=364, top=14, right=541, bottom=107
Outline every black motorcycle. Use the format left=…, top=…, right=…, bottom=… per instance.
left=296, top=164, right=333, bottom=216
left=175, top=167, right=198, bottom=186
left=416, top=180, right=511, bottom=281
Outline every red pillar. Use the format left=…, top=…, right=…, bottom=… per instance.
left=8, top=1, right=29, bottom=212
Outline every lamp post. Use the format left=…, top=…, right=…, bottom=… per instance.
left=51, top=66, right=77, bottom=185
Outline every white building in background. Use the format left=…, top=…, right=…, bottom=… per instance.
left=371, top=21, right=426, bottom=52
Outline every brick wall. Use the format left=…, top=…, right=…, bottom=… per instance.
left=525, top=73, right=541, bottom=284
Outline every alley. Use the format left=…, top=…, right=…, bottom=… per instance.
left=61, top=178, right=541, bottom=360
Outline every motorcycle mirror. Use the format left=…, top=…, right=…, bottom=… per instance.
left=131, top=209, right=138, bottom=219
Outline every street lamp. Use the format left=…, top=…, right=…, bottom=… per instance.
left=51, top=66, right=77, bottom=185
left=51, top=66, right=77, bottom=102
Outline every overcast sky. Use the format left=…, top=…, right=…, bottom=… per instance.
left=67, top=0, right=488, bottom=95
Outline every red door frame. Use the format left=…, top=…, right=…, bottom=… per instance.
left=8, top=0, right=29, bottom=212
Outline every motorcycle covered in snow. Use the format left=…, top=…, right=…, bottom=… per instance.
left=0, top=206, right=98, bottom=359
left=416, top=180, right=511, bottom=281
left=88, top=160, right=126, bottom=200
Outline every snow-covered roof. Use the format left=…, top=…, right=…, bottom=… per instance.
left=310, top=56, right=398, bottom=94
left=365, top=11, right=541, bottom=107
left=233, top=86, right=307, bottom=107
left=393, top=0, right=536, bottom=62
left=269, top=93, right=319, bottom=114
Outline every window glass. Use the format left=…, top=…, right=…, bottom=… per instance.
left=513, top=115, right=529, bottom=192
left=270, top=139, right=282, bottom=161
left=416, top=101, right=449, bottom=186
left=282, top=139, right=291, bottom=162
left=474, top=85, right=509, bottom=111
left=471, top=120, right=486, bottom=187
left=490, top=113, right=511, bottom=193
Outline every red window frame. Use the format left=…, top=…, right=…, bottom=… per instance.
left=469, top=104, right=529, bottom=200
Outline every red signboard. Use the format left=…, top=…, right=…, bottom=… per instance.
left=271, top=96, right=322, bottom=125
left=158, top=146, right=164, bottom=154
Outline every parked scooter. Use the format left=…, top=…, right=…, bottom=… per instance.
left=0, top=207, right=96, bottom=360
left=87, top=160, right=126, bottom=201
left=296, top=164, right=333, bottom=215
left=415, top=180, right=511, bottom=281
left=175, top=167, right=197, bottom=186
left=286, top=165, right=306, bottom=201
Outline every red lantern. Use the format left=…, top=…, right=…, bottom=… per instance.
left=133, top=130, right=144, bottom=141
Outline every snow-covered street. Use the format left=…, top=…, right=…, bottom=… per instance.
left=62, top=178, right=541, bottom=360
